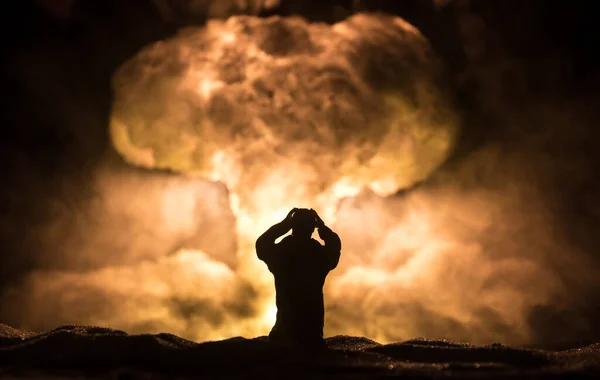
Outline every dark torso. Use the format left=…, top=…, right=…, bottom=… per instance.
left=267, top=236, right=331, bottom=341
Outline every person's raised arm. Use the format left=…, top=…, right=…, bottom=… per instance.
left=312, top=209, right=341, bottom=270
left=256, top=208, right=297, bottom=264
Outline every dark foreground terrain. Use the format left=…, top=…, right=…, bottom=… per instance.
left=0, top=324, right=599, bottom=379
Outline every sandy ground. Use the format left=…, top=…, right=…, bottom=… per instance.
left=1, top=323, right=599, bottom=379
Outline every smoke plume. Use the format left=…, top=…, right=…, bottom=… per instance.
left=110, top=13, right=457, bottom=204
left=2, top=2, right=599, bottom=349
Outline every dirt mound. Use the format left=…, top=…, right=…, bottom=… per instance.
left=0, top=324, right=599, bottom=379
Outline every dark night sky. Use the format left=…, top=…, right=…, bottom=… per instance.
left=0, top=0, right=599, bottom=349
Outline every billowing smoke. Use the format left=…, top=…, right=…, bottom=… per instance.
left=328, top=153, right=568, bottom=345
left=105, top=12, right=460, bottom=342
left=3, top=3, right=599, bottom=348
left=107, top=16, right=459, bottom=337
left=0, top=159, right=263, bottom=341
left=105, top=11, right=554, bottom=346
left=2, top=249, right=263, bottom=340
left=37, top=163, right=237, bottom=270
left=3, top=12, right=460, bottom=342
left=110, top=13, right=456, bottom=212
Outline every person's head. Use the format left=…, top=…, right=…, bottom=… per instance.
left=291, top=208, right=316, bottom=238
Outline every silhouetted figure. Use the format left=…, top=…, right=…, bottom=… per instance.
left=256, top=208, right=341, bottom=345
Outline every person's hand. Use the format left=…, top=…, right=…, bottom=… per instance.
left=284, top=208, right=298, bottom=223
left=310, top=208, right=325, bottom=228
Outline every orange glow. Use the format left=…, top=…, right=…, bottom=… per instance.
left=85, top=13, right=560, bottom=345
left=4, top=14, right=572, bottom=347
left=106, top=13, right=463, bottom=341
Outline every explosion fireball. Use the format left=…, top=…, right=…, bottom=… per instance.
left=109, top=12, right=458, bottom=341
left=2, top=12, right=565, bottom=346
